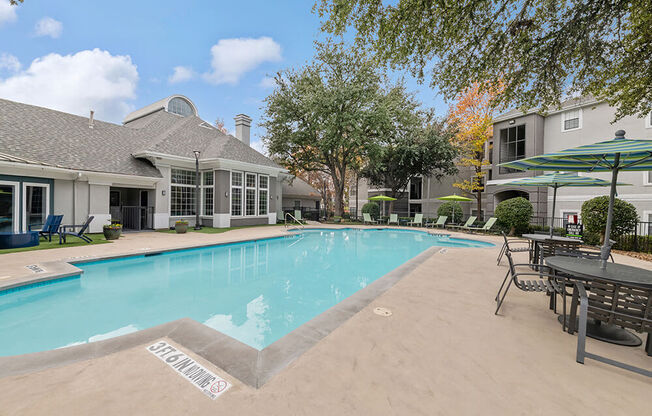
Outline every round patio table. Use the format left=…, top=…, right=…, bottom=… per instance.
left=545, top=256, right=652, bottom=347
left=521, top=234, right=582, bottom=264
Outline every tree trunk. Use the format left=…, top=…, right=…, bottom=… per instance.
left=476, top=190, right=482, bottom=221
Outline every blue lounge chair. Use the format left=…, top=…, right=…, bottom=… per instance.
left=59, top=216, right=94, bottom=244
left=29, top=214, right=63, bottom=242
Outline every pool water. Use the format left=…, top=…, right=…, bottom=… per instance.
left=0, top=229, right=492, bottom=355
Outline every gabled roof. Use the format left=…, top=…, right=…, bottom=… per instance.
left=0, top=97, right=281, bottom=177
left=0, top=98, right=161, bottom=177
left=281, top=176, right=321, bottom=200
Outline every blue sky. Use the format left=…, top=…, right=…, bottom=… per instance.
left=0, top=0, right=446, bottom=153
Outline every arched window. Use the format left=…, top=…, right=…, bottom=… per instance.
left=167, top=97, right=195, bottom=117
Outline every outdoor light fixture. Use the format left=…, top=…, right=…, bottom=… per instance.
left=225, top=192, right=229, bottom=198
left=193, top=150, right=201, bottom=230
left=162, top=190, right=166, bottom=196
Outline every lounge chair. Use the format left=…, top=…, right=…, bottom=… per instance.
left=293, top=210, right=302, bottom=222
left=407, top=213, right=423, bottom=227
left=568, top=280, right=652, bottom=377
left=448, top=216, right=477, bottom=230
left=465, top=217, right=497, bottom=232
left=363, top=213, right=378, bottom=225
left=29, top=214, right=63, bottom=242
left=58, top=216, right=94, bottom=244
left=426, top=215, right=447, bottom=228
left=387, top=213, right=399, bottom=225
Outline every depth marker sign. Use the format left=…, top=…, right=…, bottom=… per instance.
left=146, top=341, right=231, bottom=400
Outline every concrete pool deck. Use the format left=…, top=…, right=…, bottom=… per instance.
left=0, top=226, right=650, bottom=414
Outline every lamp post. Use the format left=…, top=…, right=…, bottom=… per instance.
left=193, top=150, right=201, bottom=230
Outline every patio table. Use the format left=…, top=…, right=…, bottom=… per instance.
left=545, top=256, right=652, bottom=350
left=521, top=234, right=582, bottom=264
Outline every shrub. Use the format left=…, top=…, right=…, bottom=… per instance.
left=437, top=201, right=463, bottom=223
left=495, top=197, right=533, bottom=235
left=581, top=196, right=638, bottom=243
left=362, top=202, right=380, bottom=219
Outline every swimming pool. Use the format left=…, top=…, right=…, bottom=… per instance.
left=0, top=229, right=492, bottom=356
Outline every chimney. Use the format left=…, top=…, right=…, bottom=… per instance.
left=89, top=110, right=95, bottom=129
left=234, top=114, right=252, bottom=146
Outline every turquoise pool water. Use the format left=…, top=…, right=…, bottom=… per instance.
left=0, top=229, right=492, bottom=356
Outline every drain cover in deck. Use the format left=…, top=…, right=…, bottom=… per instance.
left=373, top=307, right=392, bottom=317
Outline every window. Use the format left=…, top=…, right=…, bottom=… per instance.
left=231, top=172, right=243, bottom=216
left=171, top=168, right=196, bottom=216
left=294, top=200, right=301, bottom=209
left=110, top=190, right=121, bottom=207
left=245, top=173, right=257, bottom=216
left=23, top=183, right=49, bottom=231
left=499, top=125, right=526, bottom=174
left=0, top=182, right=17, bottom=233
left=409, top=203, right=422, bottom=215
left=167, top=97, right=195, bottom=117
left=258, top=175, right=268, bottom=216
left=561, top=109, right=582, bottom=132
left=202, top=171, right=214, bottom=216
left=409, top=177, right=422, bottom=199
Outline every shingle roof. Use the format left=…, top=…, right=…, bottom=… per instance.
left=281, top=176, right=321, bottom=199
left=0, top=98, right=281, bottom=177
left=0, top=98, right=161, bottom=177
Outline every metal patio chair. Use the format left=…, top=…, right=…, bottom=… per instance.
left=568, top=280, right=652, bottom=377
left=497, top=231, right=530, bottom=265
left=29, top=214, right=63, bottom=242
left=58, top=216, right=94, bottom=244
left=495, top=251, right=564, bottom=315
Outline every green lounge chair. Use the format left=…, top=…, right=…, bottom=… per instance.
left=449, top=216, right=476, bottom=229
left=387, top=213, right=399, bottom=225
left=426, top=215, right=447, bottom=228
left=408, top=213, right=423, bottom=227
left=466, top=217, right=497, bottom=232
left=293, top=210, right=302, bottom=222
left=363, top=213, right=378, bottom=225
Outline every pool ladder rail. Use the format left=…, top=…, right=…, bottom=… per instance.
left=284, top=212, right=305, bottom=231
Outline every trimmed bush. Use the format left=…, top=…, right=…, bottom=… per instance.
left=581, top=196, right=638, bottom=244
left=495, top=197, right=533, bottom=235
left=437, top=201, right=463, bottom=223
left=361, top=202, right=380, bottom=219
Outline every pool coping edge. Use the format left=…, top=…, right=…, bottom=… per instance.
left=0, top=244, right=440, bottom=388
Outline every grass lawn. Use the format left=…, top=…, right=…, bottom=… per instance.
left=155, top=223, right=283, bottom=234
left=0, top=233, right=111, bottom=255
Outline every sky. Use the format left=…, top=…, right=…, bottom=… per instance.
left=0, top=0, right=447, bottom=154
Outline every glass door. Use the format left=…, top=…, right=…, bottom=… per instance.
left=0, top=182, right=18, bottom=233
left=23, top=183, right=49, bottom=231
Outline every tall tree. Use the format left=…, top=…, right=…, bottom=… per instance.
left=448, top=83, right=500, bottom=219
left=363, top=86, right=458, bottom=212
left=262, top=41, right=391, bottom=216
left=317, top=0, right=652, bottom=120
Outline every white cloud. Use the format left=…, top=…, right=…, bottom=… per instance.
left=203, top=37, right=281, bottom=85
left=34, top=16, right=63, bottom=38
left=0, top=0, right=17, bottom=26
left=0, top=48, right=139, bottom=122
left=0, top=53, right=20, bottom=72
left=259, top=76, right=276, bottom=89
left=168, top=65, right=194, bottom=84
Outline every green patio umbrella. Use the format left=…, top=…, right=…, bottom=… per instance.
left=436, top=194, right=472, bottom=223
left=369, top=194, right=397, bottom=217
left=499, top=130, right=652, bottom=268
left=499, top=172, right=631, bottom=238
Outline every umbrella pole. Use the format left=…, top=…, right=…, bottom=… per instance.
left=601, top=154, right=621, bottom=269
left=550, top=186, right=557, bottom=239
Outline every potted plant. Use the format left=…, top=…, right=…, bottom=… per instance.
left=103, top=223, right=122, bottom=240
left=175, top=220, right=189, bottom=234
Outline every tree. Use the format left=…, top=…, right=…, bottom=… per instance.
left=448, top=83, right=500, bottom=219
left=317, top=1, right=652, bottom=120
left=262, top=41, right=393, bottom=216
left=214, top=118, right=228, bottom=134
left=362, top=91, right=458, bottom=213
left=581, top=196, right=638, bottom=244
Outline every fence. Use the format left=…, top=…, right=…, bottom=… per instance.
left=529, top=216, right=652, bottom=254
